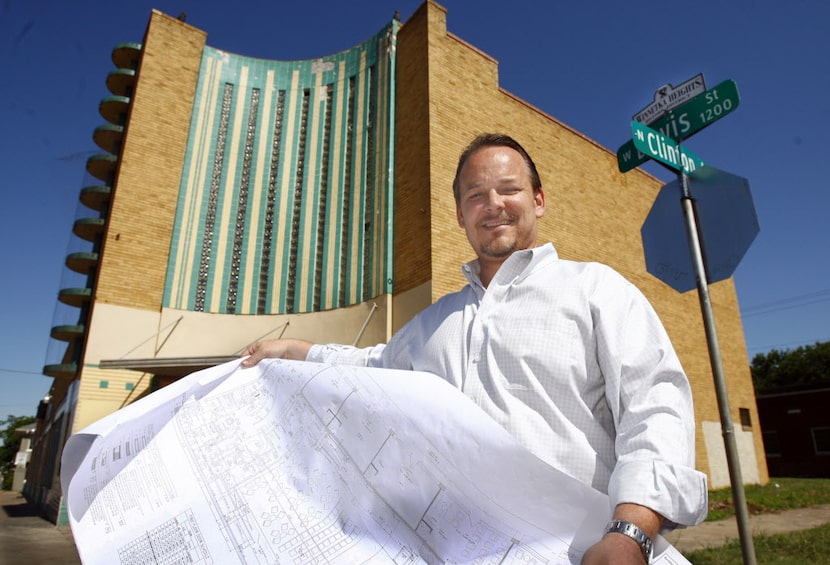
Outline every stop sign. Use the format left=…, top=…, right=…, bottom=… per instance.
left=641, top=165, right=760, bottom=293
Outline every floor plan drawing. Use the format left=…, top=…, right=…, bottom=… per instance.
left=62, top=359, right=691, bottom=564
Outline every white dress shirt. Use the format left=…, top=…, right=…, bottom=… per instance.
left=307, top=243, right=708, bottom=527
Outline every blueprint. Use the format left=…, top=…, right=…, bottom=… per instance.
left=61, top=359, right=691, bottom=564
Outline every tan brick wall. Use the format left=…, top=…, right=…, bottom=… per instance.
left=394, top=4, right=433, bottom=302
left=395, top=0, right=767, bottom=483
left=94, top=11, right=206, bottom=310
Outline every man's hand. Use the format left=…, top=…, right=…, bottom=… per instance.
left=240, top=339, right=313, bottom=366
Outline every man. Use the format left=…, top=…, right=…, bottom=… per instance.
left=243, top=133, right=708, bottom=564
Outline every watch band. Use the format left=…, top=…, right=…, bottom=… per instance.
left=604, top=519, right=653, bottom=563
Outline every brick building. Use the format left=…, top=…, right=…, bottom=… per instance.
left=758, top=386, right=830, bottom=477
left=26, top=1, right=767, bottom=524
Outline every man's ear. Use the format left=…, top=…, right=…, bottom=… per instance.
left=456, top=203, right=464, bottom=228
left=535, top=187, right=546, bottom=218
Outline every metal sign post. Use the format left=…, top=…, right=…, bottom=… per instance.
left=677, top=165, right=757, bottom=565
left=623, top=78, right=759, bottom=564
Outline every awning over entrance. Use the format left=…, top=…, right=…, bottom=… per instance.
left=99, top=356, right=238, bottom=378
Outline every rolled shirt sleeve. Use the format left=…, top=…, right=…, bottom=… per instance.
left=594, top=268, right=708, bottom=527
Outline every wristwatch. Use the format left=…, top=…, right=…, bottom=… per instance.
left=604, top=519, right=653, bottom=563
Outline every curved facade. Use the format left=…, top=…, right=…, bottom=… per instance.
left=165, top=28, right=397, bottom=315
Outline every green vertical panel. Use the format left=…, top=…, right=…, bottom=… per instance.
left=165, top=49, right=224, bottom=311
left=195, top=76, right=234, bottom=312
left=234, top=76, right=259, bottom=315
left=377, top=54, right=390, bottom=297
left=345, top=54, right=365, bottom=306
left=248, top=82, right=281, bottom=316
left=308, top=78, right=334, bottom=312
left=376, top=22, right=397, bottom=297
left=274, top=74, right=302, bottom=313
left=302, top=71, right=328, bottom=312
left=240, top=63, right=276, bottom=315
left=320, top=62, right=349, bottom=310
left=265, top=90, right=290, bottom=313
left=344, top=41, right=366, bottom=308
left=310, top=98, right=324, bottom=314
left=186, top=73, right=234, bottom=313
left=295, top=79, right=317, bottom=314
left=384, top=20, right=398, bottom=295
left=357, top=54, right=373, bottom=304
left=363, top=62, right=377, bottom=302
left=213, top=58, right=251, bottom=313
left=225, top=80, right=259, bottom=314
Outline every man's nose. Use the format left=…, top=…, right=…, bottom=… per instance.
left=485, top=190, right=504, bottom=211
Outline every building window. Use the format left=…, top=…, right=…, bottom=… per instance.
left=812, top=427, right=830, bottom=455
left=226, top=87, right=260, bottom=314
left=195, top=82, right=234, bottom=312
left=762, top=431, right=782, bottom=458
left=99, top=380, right=109, bottom=389
left=739, top=407, right=752, bottom=430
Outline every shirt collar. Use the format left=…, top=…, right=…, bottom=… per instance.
left=461, top=243, right=558, bottom=294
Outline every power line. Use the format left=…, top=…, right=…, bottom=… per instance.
left=0, top=368, right=44, bottom=376
left=746, top=336, right=830, bottom=355
left=741, top=288, right=830, bottom=318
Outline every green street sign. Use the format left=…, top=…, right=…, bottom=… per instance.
left=618, top=79, right=740, bottom=172
left=631, top=120, right=704, bottom=173
left=616, top=139, right=646, bottom=173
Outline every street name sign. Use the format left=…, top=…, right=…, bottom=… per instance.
left=633, top=73, right=706, bottom=125
left=617, top=79, right=740, bottom=172
left=630, top=121, right=704, bottom=173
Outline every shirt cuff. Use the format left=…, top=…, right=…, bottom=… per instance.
left=305, top=343, right=380, bottom=367
left=608, top=459, right=709, bottom=529
left=305, top=343, right=329, bottom=363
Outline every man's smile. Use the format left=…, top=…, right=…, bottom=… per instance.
left=481, top=217, right=513, bottom=229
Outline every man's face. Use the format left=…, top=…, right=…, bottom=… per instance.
left=455, top=145, right=546, bottom=263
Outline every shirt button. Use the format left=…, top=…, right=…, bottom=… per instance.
left=472, top=355, right=480, bottom=363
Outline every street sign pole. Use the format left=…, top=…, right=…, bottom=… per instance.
left=622, top=78, right=758, bottom=563
left=677, top=165, right=758, bottom=565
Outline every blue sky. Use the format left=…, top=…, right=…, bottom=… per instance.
left=2, top=0, right=828, bottom=423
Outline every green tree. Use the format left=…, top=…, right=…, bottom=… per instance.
left=751, top=340, right=830, bottom=393
left=1, top=414, right=36, bottom=490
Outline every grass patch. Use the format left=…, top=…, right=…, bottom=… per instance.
left=686, top=523, right=830, bottom=564
left=706, top=477, right=830, bottom=521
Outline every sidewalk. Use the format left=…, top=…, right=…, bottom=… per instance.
left=0, top=490, right=80, bottom=565
left=2, top=487, right=830, bottom=563
left=663, top=503, right=830, bottom=554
